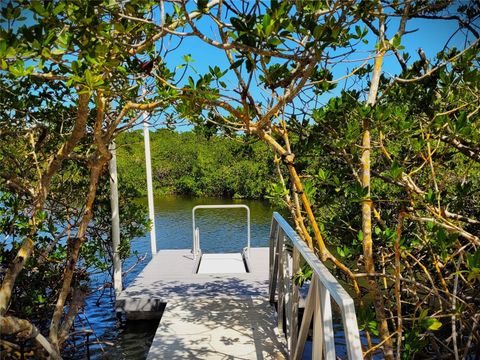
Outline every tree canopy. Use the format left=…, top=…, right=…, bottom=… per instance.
left=1, top=0, right=479, bottom=358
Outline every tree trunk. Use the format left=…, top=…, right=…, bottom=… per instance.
left=362, top=47, right=394, bottom=359
left=0, top=315, right=61, bottom=359
left=0, top=239, right=34, bottom=315
left=49, top=159, right=105, bottom=351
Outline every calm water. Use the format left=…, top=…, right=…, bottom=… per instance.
left=68, top=196, right=276, bottom=359
left=65, top=197, right=373, bottom=359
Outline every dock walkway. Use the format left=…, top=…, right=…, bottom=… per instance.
left=116, top=247, right=288, bottom=359
left=147, top=298, right=285, bottom=359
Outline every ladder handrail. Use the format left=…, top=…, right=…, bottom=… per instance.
left=192, top=205, right=251, bottom=258
left=269, top=212, right=363, bottom=360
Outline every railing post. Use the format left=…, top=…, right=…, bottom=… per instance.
left=294, top=275, right=316, bottom=360
left=246, top=206, right=251, bottom=250
left=143, top=102, right=157, bottom=256
left=268, top=218, right=277, bottom=293
left=270, top=213, right=363, bottom=359
left=269, top=223, right=280, bottom=304
left=192, top=205, right=250, bottom=255
left=289, top=246, right=300, bottom=354
left=312, top=276, right=324, bottom=359
left=276, top=230, right=285, bottom=334
left=109, top=142, right=122, bottom=297
left=343, top=301, right=364, bottom=359
left=283, top=243, right=292, bottom=351
left=193, top=227, right=200, bottom=260
left=320, top=284, right=335, bottom=359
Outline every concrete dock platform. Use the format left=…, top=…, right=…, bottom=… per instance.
left=147, top=298, right=286, bottom=359
left=116, top=248, right=272, bottom=319
left=116, top=247, right=287, bottom=359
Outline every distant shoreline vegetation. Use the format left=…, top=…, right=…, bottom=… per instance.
left=116, top=129, right=275, bottom=199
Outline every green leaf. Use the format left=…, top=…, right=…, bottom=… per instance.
left=337, top=245, right=351, bottom=258
left=368, top=320, right=379, bottom=336
left=41, top=47, right=51, bottom=59
left=391, top=34, right=402, bottom=48
left=9, top=60, right=25, bottom=77
left=313, top=25, right=322, bottom=39
left=188, top=76, right=195, bottom=88
left=317, top=168, right=330, bottom=182
left=37, top=210, right=47, bottom=221
left=467, top=249, right=480, bottom=268
left=358, top=230, right=364, bottom=241
left=355, top=25, right=362, bottom=38
left=262, top=13, right=273, bottom=36
left=51, top=48, right=65, bottom=55
left=31, top=0, right=46, bottom=16
left=419, top=308, right=428, bottom=321
left=467, top=268, right=480, bottom=283
left=85, top=69, right=93, bottom=87
left=56, top=32, right=69, bottom=49
left=267, top=38, right=282, bottom=46
left=245, top=58, right=254, bottom=72
left=425, top=318, right=442, bottom=331
left=425, top=188, right=435, bottom=204
left=53, top=2, right=65, bottom=15
left=389, top=160, right=402, bottom=179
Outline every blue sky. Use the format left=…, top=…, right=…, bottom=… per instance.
left=9, top=2, right=470, bottom=130
left=147, top=7, right=473, bottom=130
left=159, top=5, right=470, bottom=81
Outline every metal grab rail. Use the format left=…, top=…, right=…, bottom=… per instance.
left=269, top=212, right=363, bottom=359
left=192, top=205, right=251, bottom=259
left=194, top=227, right=200, bottom=260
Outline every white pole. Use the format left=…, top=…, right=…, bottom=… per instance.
left=143, top=105, right=157, bottom=255
left=109, top=142, right=122, bottom=297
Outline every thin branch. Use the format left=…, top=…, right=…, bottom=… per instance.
left=395, top=39, right=480, bottom=83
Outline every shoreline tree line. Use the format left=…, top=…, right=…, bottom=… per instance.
left=115, top=129, right=274, bottom=199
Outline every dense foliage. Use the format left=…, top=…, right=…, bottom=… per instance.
left=0, top=73, right=149, bottom=357
left=1, top=0, right=479, bottom=359
left=116, top=130, right=274, bottom=199
left=0, top=1, right=161, bottom=357
left=275, top=48, right=480, bottom=357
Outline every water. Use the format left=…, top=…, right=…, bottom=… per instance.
left=69, top=196, right=275, bottom=359
left=66, top=197, right=373, bottom=359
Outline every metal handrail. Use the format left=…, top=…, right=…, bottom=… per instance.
left=192, top=205, right=251, bottom=259
left=269, top=212, right=363, bottom=359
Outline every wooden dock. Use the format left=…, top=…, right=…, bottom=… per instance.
left=116, top=247, right=288, bottom=359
